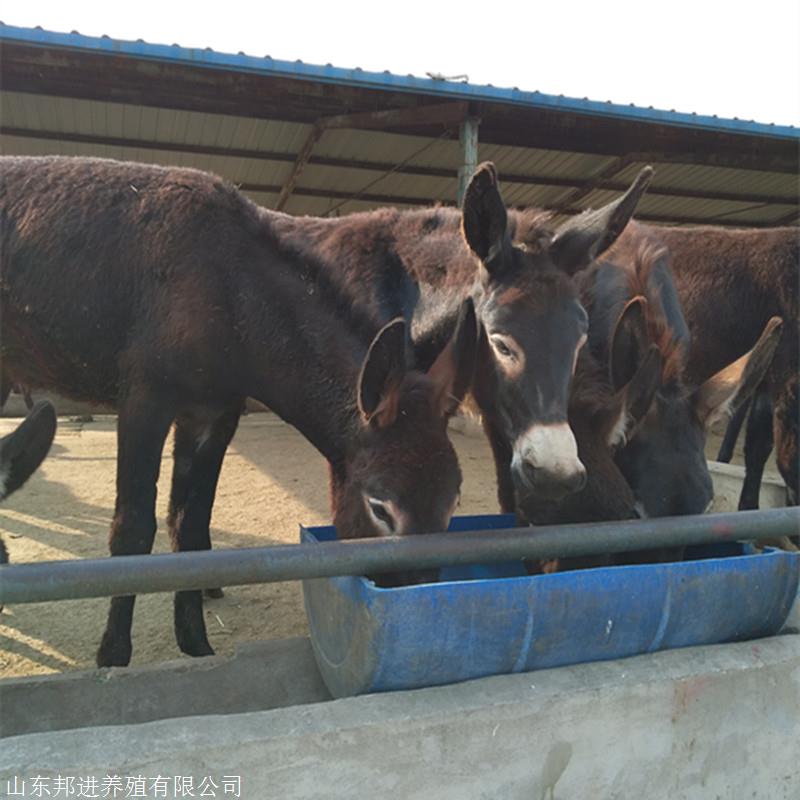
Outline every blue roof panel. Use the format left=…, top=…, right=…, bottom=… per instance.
left=1, top=22, right=797, bottom=141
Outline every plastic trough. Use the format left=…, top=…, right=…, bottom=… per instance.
left=301, top=514, right=800, bottom=698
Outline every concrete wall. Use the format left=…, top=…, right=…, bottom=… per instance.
left=2, top=633, right=798, bottom=800
left=0, top=638, right=330, bottom=739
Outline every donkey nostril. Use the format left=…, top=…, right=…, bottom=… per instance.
left=519, top=458, right=586, bottom=497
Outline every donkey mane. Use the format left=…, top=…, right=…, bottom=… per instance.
left=507, top=209, right=558, bottom=254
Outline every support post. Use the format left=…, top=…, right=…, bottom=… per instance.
left=457, top=117, right=480, bottom=207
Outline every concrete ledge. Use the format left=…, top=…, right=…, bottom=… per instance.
left=708, top=459, right=786, bottom=511
left=0, top=637, right=330, bottom=739
left=2, top=635, right=798, bottom=799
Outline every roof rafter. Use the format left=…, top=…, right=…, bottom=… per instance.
left=237, top=182, right=789, bottom=227
left=3, top=126, right=797, bottom=209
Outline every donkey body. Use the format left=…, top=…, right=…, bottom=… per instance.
left=638, top=224, right=798, bottom=509
left=0, top=156, right=476, bottom=666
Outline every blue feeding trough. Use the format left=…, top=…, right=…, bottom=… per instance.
left=301, top=514, right=800, bottom=698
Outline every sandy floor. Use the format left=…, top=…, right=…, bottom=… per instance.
left=0, top=414, right=502, bottom=678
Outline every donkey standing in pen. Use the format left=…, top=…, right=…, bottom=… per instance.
left=636, top=224, right=798, bottom=511
left=269, top=162, right=656, bottom=524
left=0, top=156, right=478, bottom=667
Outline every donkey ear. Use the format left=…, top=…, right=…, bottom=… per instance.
left=610, top=296, right=650, bottom=391
left=608, top=345, right=662, bottom=447
left=461, top=162, right=509, bottom=276
left=427, top=297, right=478, bottom=418
left=549, top=166, right=653, bottom=275
left=693, top=316, right=783, bottom=429
left=0, top=400, right=57, bottom=501
left=358, top=318, right=407, bottom=427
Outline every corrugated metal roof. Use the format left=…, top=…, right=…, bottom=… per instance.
left=1, top=23, right=796, bottom=138
left=0, top=23, right=797, bottom=227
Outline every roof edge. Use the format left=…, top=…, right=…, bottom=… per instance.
left=1, top=22, right=798, bottom=140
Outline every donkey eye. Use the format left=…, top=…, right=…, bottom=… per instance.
left=368, top=498, right=396, bottom=532
left=491, top=336, right=514, bottom=358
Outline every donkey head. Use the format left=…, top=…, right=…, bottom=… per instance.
left=463, top=162, right=653, bottom=513
left=333, top=298, right=477, bottom=545
left=523, top=336, right=663, bottom=525
left=606, top=272, right=783, bottom=517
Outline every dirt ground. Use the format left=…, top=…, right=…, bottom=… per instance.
left=0, top=409, right=764, bottom=679
left=0, top=413, right=504, bottom=678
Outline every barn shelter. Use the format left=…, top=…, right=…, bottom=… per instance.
left=1, top=22, right=798, bottom=227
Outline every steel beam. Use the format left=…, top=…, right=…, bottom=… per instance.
left=3, top=127, right=797, bottom=209
left=456, top=117, right=480, bottom=207
left=275, top=123, right=324, bottom=211
left=0, top=509, right=797, bottom=605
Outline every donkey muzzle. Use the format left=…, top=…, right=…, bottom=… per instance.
left=512, top=422, right=587, bottom=502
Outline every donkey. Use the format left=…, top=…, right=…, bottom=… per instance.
left=634, top=223, right=798, bottom=511
left=577, top=231, right=783, bottom=519
left=0, top=156, right=477, bottom=667
left=0, top=401, right=57, bottom=609
left=267, top=163, right=655, bottom=521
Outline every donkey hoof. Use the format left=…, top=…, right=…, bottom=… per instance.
left=96, top=634, right=132, bottom=668
left=179, top=637, right=215, bottom=658
left=204, top=587, right=225, bottom=599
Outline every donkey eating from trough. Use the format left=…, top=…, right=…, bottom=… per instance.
left=267, top=162, right=655, bottom=522
left=572, top=231, right=782, bottom=521
left=638, top=223, right=798, bottom=512
left=0, top=156, right=478, bottom=667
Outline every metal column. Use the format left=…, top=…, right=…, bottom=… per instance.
left=456, top=117, right=480, bottom=207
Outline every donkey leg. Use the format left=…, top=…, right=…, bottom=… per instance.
left=738, top=385, right=774, bottom=511
left=773, top=378, right=799, bottom=509
left=716, top=397, right=750, bottom=463
left=97, top=389, right=175, bottom=668
left=0, top=373, right=11, bottom=410
left=169, top=405, right=241, bottom=657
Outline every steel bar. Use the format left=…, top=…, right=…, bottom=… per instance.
left=0, top=508, right=797, bottom=605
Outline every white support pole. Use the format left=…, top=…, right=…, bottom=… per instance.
left=457, top=117, right=480, bottom=207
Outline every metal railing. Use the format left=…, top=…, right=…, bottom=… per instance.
left=1, top=508, right=798, bottom=606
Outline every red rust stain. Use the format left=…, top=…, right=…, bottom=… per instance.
left=671, top=676, right=709, bottom=723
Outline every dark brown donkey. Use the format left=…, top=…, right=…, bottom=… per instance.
left=267, top=163, right=655, bottom=521
left=577, top=231, right=782, bottom=519
left=0, top=156, right=477, bottom=667
left=636, top=224, right=798, bottom=510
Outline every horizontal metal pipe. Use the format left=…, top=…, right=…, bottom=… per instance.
left=0, top=508, right=798, bottom=605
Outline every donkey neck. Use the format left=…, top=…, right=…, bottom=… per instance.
left=234, top=213, right=376, bottom=467
left=269, top=207, right=480, bottom=372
